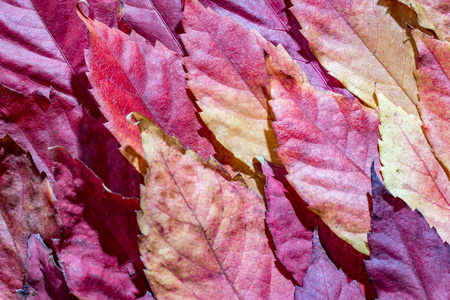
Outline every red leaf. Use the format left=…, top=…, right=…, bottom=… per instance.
left=0, top=85, right=140, bottom=197
left=197, top=0, right=353, bottom=97
left=268, top=57, right=380, bottom=254
left=121, top=0, right=185, bottom=54
left=52, top=147, right=151, bottom=299
left=295, top=230, right=365, bottom=299
left=80, top=8, right=215, bottom=162
left=17, top=234, right=73, bottom=300
left=135, top=113, right=294, bottom=299
left=367, top=166, right=450, bottom=299
left=0, top=136, right=61, bottom=299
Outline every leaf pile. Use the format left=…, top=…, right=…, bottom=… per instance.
left=0, top=0, right=448, bottom=299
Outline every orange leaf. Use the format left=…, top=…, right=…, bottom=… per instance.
left=378, top=92, right=450, bottom=243
left=268, top=57, right=380, bottom=255
left=134, top=113, right=294, bottom=299
left=412, top=29, right=450, bottom=172
left=290, top=0, right=419, bottom=115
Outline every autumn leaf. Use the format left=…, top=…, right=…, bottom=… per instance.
left=0, top=85, right=140, bottom=197
left=0, top=136, right=61, bottom=299
left=377, top=92, right=450, bottom=244
left=367, top=166, right=450, bottom=299
left=399, top=0, right=450, bottom=42
left=412, top=29, right=450, bottom=172
left=268, top=56, right=380, bottom=255
left=121, top=0, right=185, bottom=54
left=51, top=147, right=151, bottom=299
left=79, top=5, right=215, bottom=171
left=17, top=234, right=73, bottom=300
left=290, top=0, right=419, bottom=115
left=197, top=0, right=353, bottom=97
left=182, top=0, right=279, bottom=169
left=134, top=113, right=294, bottom=299
left=295, top=230, right=365, bottom=299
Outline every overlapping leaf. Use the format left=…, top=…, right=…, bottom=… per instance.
left=268, top=57, right=380, bottom=254
left=290, top=0, right=419, bottom=115
left=0, top=136, right=61, bottom=299
left=378, top=92, right=450, bottom=243
left=412, top=29, right=450, bottom=172
left=295, top=230, right=365, bottom=299
left=52, top=147, right=150, bottom=299
left=79, top=6, right=215, bottom=170
left=135, top=113, right=294, bottom=299
left=197, top=0, right=353, bottom=97
left=182, top=0, right=279, bottom=169
left=399, top=0, right=450, bottom=42
left=367, top=167, right=450, bottom=299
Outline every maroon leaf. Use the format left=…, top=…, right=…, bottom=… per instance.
left=367, top=165, right=450, bottom=299
left=295, top=230, right=365, bottom=299
left=17, top=234, right=73, bottom=300
left=51, top=147, right=151, bottom=299
left=0, top=136, right=61, bottom=299
left=121, top=0, right=185, bottom=54
left=0, top=85, right=140, bottom=197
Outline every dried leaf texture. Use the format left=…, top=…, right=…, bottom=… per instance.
left=295, top=230, right=365, bottom=299
left=79, top=7, right=214, bottom=166
left=290, top=0, right=419, bottom=115
left=399, top=0, right=450, bottom=42
left=0, top=136, right=61, bottom=299
left=182, top=0, right=279, bottom=168
left=367, top=168, right=450, bottom=300
left=121, top=0, right=185, bottom=54
left=17, top=234, right=73, bottom=300
left=0, top=85, right=140, bottom=197
left=378, top=92, right=450, bottom=244
left=268, top=58, right=380, bottom=255
left=198, top=0, right=353, bottom=97
left=52, top=147, right=150, bottom=299
left=412, top=30, right=450, bottom=172
left=135, top=113, right=294, bottom=299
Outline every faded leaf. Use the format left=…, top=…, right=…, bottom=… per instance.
left=367, top=167, right=450, bottom=299
left=197, top=0, right=353, bottom=97
left=378, top=92, right=450, bottom=243
left=295, top=230, right=365, bottom=299
left=17, top=234, right=73, bottom=300
left=52, top=147, right=150, bottom=299
left=135, top=113, right=294, bottom=299
left=290, top=0, right=419, bottom=115
left=79, top=6, right=215, bottom=168
left=268, top=57, right=380, bottom=255
left=399, top=0, right=450, bottom=42
left=0, top=136, right=61, bottom=299
left=412, top=29, right=450, bottom=172
left=0, top=85, right=140, bottom=198
left=182, top=0, right=279, bottom=168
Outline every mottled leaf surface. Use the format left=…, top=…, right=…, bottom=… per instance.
left=80, top=7, right=215, bottom=166
left=367, top=167, right=450, bottom=300
left=0, top=136, right=61, bottom=299
left=182, top=0, right=279, bottom=168
left=52, top=147, right=150, bottom=299
left=135, top=113, right=294, bottom=299
left=17, top=234, right=72, bottom=300
left=290, top=0, right=418, bottom=115
left=268, top=58, right=380, bottom=254
left=412, top=30, right=450, bottom=172
left=378, top=92, right=450, bottom=243
left=295, top=230, right=365, bottom=299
